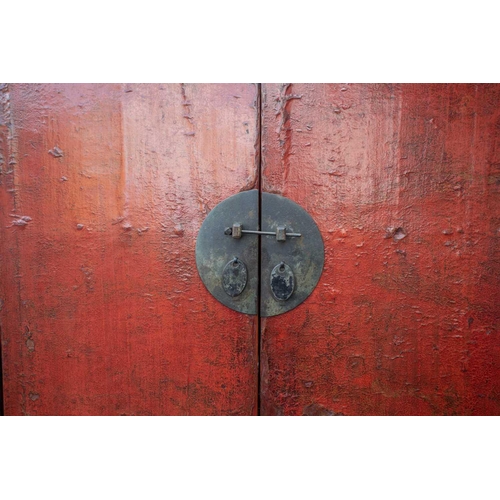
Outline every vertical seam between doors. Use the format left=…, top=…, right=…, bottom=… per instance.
left=257, top=83, right=263, bottom=416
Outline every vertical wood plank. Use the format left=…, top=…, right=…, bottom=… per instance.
left=0, top=83, right=259, bottom=415
left=261, top=83, right=500, bottom=415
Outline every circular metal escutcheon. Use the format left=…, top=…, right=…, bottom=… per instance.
left=195, top=189, right=324, bottom=317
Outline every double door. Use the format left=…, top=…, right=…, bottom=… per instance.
left=1, top=84, right=499, bottom=415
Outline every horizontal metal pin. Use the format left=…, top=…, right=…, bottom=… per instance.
left=225, top=223, right=301, bottom=241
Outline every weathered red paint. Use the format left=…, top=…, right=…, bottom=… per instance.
left=260, top=83, right=500, bottom=415
left=2, top=83, right=499, bottom=416
left=0, top=83, right=259, bottom=415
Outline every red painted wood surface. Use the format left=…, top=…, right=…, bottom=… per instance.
left=2, top=83, right=499, bottom=416
left=260, top=84, right=500, bottom=415
left=0, top=83, right=259, bottom=415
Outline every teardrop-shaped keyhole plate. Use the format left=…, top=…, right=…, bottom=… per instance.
left=270, top=262, right=295, bottom=301
left=222, top=258, right=248, bottom=297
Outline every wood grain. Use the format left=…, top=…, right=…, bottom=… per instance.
left=260, top=84, right=500, bottom=415
left=0, top=83, right=259, bottom=415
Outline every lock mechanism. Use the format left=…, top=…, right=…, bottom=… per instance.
left=225, top=223, right=302, bottom=241
left=195, top=190, right=324, bottom=317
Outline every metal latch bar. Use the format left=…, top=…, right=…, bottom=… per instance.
left=225, top=223, right=301, bottom=241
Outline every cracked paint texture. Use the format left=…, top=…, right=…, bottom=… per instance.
left=0, top=84, right=259, bottom=415
left=260, top=83, right=500, bottom=416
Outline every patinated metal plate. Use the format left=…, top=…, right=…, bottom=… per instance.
left=260, top=192, right=324, bottom=317
left=195, top=189, right=324, bottom=316
left=195, top=190, right=259, bottom=314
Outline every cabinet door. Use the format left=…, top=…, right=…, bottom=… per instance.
left=260, top=84, right=500, bottom=415
left=0, top=84, right=259, bottom=415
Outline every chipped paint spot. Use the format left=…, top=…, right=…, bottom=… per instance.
left=48, top=146, right=64, bottom=157
left=385, top=226, right=407, bottom=241
left=302, top=403, right=337, bottom=416
left=26, top=339, right=35, bottom=351
left=7, top=215, right=32, bottom=228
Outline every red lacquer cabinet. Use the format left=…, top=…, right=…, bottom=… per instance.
left=1, top=83, right=499, bottom=415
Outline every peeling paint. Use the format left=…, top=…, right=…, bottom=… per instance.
left=0, top=83, right=260, bottom=416
left=48, top=146, right=64, bottom=157
left=260, top=83, right=500, bottom=416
